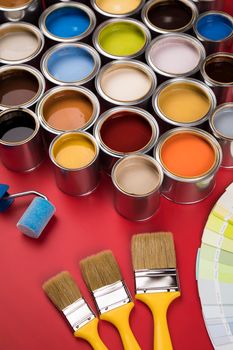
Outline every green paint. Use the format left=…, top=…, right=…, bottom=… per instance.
left=98, top=22, right=146, bottom=57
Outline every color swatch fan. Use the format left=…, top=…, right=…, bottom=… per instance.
left=196, top=183, right=233, bottom=350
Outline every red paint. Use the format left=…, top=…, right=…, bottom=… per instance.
left=100, top=111, right=153, bottom=153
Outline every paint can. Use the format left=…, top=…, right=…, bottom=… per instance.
left=209, top=103, right=233, bottom=168
left=200, top=53, right=233, bottom=104
left=154, top=127, right=222, bottom=204
left=0, top=108, right=44, bottom=172
left=39, top=2, right=96, bottom=44
left=191, top=0, right=224, bottom=13
left=194, top=11, right=233, bottom=54
left=0, top=22, right=45, bottom=67
left=0, top=64, right=45, bottom=111
left=94, top=106, right=159, bottom=174
left=41, top=43, right=101, bottom=89
left=152, top=78, right=216, bottom=129
left=145, top=33, right=206, bottom=83
left=36, top=86, right=100, bottom=142
left=0, top=0, right=42, bottom=24
left=90, top=0, right=146, bottom=18
left=141, top=0, right=198, bottom=36
left=95, top=60, right=157, bottom=110
left=111, top=154, right=163, bottom=221
left=49, top=131, right=100, bottom=196
left=93, top=18, right=151, bottom=61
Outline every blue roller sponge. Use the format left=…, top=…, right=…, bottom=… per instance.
left=0, top=184, right=14, bottom=212
left=17, top=197, right=56, bottom=238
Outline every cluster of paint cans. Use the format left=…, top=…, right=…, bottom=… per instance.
left=0, top=0, right=233, bottom=221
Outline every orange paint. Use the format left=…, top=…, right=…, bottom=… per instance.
left=160, top=132, right=216, bottom=178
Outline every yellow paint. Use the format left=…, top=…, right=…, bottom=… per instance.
left=52, top=134, right=96, bottom=169
left=96, top=0, right=141, bottom=14
left=158, top=82, right=211, bottom=123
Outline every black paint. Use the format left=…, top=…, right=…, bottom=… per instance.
left=205, top=57, right=233, bottom=83
left=0, top=110, right=35, bottom=142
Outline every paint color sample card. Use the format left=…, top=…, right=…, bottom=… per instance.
left=196, top=183, right=233, bottom=350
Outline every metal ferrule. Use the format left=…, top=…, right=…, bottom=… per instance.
left=191, top=0, right=224, bottom=13
left=91, top=0, right=146, bottom=18
left=0, top=0, right=42, bottom=24
left=93, top=281, right=131, bottom=315
left=135, top=268, right=180, bottom=294
left=62, top=298, right=95, bottom=331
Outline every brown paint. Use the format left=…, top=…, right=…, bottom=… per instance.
left=0, top=0, right=31, bottom=8
left=205, top=56, right=233, bottom=84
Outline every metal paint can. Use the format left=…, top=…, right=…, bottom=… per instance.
left=49, top=131, right=100, bottom=196
left=209, top=103, right=233, bottom=168
left=191, top=0, right=224, bottom=13
left=0, top=108, right=44, bottom=172
left=154, top=127, right=222, bottom=204
left=111, top=154, right=164, bottom=221
left=90, top=0, right=146, bottom=18
left=94, top=106, right=159, bottom=174
left=0, top=0, right=42, bottom=24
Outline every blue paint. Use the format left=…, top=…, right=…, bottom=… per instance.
left=47, top=46, right=95, bottom=83
left=45, top=7, right=90, bottom=38
left=197, top=14, right=233, bottom=41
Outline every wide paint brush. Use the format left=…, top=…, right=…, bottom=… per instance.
left=131, top=232, right=181, bottom=350
left=43, top=271, right=108, bottom=350
left=80, top=250, right=141, bottom=350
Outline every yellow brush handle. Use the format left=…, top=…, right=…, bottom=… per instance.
left=100, top=302, right=141, bottom=350
left=74, top=318, right=108, bottom=350
left=136, top=292, right=181, bottom=350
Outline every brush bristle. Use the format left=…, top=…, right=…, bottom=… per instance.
left=80, top=250, right=122, bottom=291
left=131, top=232, right=176, bottom=270
left=43, top=271, right=82, bottom=311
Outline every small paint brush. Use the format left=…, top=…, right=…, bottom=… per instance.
left=131, top=232, right=181, bottom=350
left=80, top=250, right=141, bottom=350
left=43, top=271, right=108, bottom=350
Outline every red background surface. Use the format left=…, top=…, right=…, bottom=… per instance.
left=1, top=2, right=233, bottom=350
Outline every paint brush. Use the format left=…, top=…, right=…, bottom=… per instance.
left=80, top=250, right=141, bottom=350
left=131, top=232, right=181, bottom=350
left=43, top=271, right=108, bottom=350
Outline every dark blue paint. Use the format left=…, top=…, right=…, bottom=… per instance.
left=197, top=14, right=233, bottom=41
left=45, top=7, right=90, bottom=38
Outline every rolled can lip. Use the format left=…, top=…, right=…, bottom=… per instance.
left=49, top=131, right=99, bottom=171
left=92, top=17, right=151, bottom=60
left=141, top=0, right=198, bottom=34
left=0, top=108, right=40, bottom=146
left=0, top=22, right=45, bottom=65
left=209, top=102, right=233, bottom=140
left=95, top=59, right=157, bottom=106
left=39, top=2, right=96, bottom=42
left=36, top=85, right=100, bottom=135
left=90, top=0, right=146, bottom=18
left=193, top=10, right=233, bottom=43
left=40, top=42, right=101, bottom=86
left=152, top=77, right=217, bottom=127
left=0, top=0, right=34, bottom=11
left=201, top=52, right=233, bottom=86
left=93, top=106, right=159, bottom=158
left=111, top=153, right=164, bottom=197
left=145, top=33, right=206, bottom=78
left=154, top=127, right=222, bottom=183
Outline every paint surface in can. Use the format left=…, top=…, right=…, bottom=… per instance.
left=213, top=106, right=233, bottom=138
left=158, top=82, right=211, bottom=123
left=0, top=0, right=31, bottom=7
left=100, top=111, right=152, bottom=152
left=45, top=7, right=90, bottom=38
left=95, top=0, right=141, bottom=14
left=0, top=111, right=35, bottom=142
left=98, top=22, right=146, bottom=56
left=205, top=57, right=233, bottom=83
left=160, top=132, right=216, bottom=177
left=197, top=14, right=233, bottom=41
left=47, top=46, right=95, bottom=83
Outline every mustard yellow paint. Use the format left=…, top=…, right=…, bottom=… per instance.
left=95, top=0, right=141, bottom=15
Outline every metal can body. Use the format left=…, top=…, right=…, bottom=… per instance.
left=192, top=0, right=224, bottom=13
left=0, top=0, right=42, bottom=24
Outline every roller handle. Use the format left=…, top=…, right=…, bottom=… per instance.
left=74, top=318, right=108, bottom=350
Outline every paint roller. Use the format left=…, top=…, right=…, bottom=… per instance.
left=0, top=184, right=55, bottom=238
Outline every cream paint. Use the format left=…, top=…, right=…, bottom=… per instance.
left=95, top=0, right=141, bottom=14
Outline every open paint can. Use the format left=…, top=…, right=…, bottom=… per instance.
left=191, top=0, right=224, bottom=13
left=93, top=18, right=151, bottom=60
left=95, top=60, right=157, bottom=110
left=49, top=131, right=100, bottom=196
left=0, top=64, right=45, bottom=111
left=91, top=0, right=145, bottom=18
left=41, top=43, right=101, bottom=88
left=154, top=127, right=222, bottom=204
left=153, top=78, right=216, bottom=128
left=146, top=33, right=205, bottom=82
left=39, top=2, right=96, bottom=43
left=142, top=0, right=198, bottom=35
left=36, top=86, right=100, bottom=141
left=194, top=11, right=233, bottom=54
left=209, top=103, right=233, bottom=168
left=0, top=108, right=44, bottom=172
left=201, top=53, right=233, bottom=104
left=94, top=106, right=159, bottom=174
left=112, top=154, right=164, bottom=221
left=0, top=0, right=42, bottom=24
left=0, top=22, right=44, bottom=66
